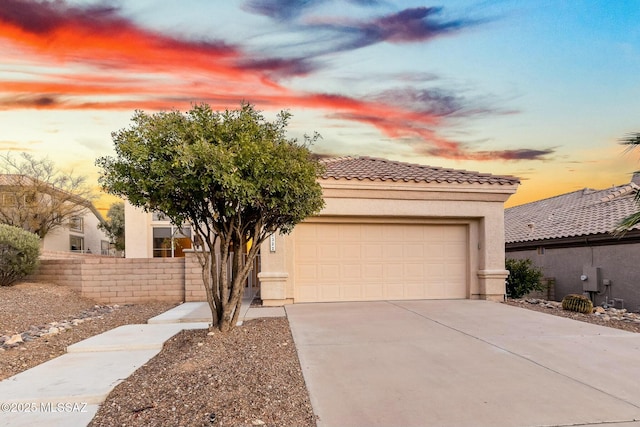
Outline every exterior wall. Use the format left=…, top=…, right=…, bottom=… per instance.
left=259, top=179, right=517, bottom=305
left=29, top=257, right=185, bottom=304
left=41, top=209, right=110, bottom=254
left=507, top=244, right=640, bottom=312
left=125, top=202, right=152, bottom=258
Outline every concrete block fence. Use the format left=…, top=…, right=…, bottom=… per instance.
left=28, top=254, right=206, bottom=305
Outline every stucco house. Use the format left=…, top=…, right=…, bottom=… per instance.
left=0, top=174, right=110, bottom=255
left=125, top=156, right=519, bottom=305
left=505, top=174, right=640, bottom=312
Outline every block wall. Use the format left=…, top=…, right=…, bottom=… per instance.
left=29, top=257, right=188, bottom=304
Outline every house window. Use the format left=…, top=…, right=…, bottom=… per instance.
left=69, top=216, right=83, bottom=232
left=70, top=235, right=84, bottom=252
left=537, top=247, right=545, bottom=255
left=101, top=240, right=110, bottom=256
left=153, top=226, right=192, bottom=258
left=1, top=193, right=17, bottom=206
left=152, top=211, right=169, bottom=221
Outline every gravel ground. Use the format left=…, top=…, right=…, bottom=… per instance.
left=504, top=298, right=640, bottom=333
left=0, top=282, right=316, bottom=427
left=0, top=282, right=176, bottom=381
left=89, top=317, right=317, bottom=427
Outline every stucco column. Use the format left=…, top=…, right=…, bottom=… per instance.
left=476, top=211, right=508, bottom=301
left=258, top=233, right=292, bottom=306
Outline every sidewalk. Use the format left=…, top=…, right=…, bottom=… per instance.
left=0, top=301, right=284, bottom=427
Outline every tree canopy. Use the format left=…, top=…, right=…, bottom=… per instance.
left=97, top=102, right=325, bottom=331
left=98, top=201, right=125, bottom=252
left=0, top=152, right=94, bottom=239
left=616, top=132, right=640, bottom=233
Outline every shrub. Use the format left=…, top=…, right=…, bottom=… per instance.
left=505, top=258, right=544, bottom=299
left=562, top=294, right=594, bottom=314
left=0, top=224, right=40, bottom=286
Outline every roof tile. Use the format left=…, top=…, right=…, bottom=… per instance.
left=320, top=156, right=520, bottom=186
left=505, top=183, right=640, bottom=243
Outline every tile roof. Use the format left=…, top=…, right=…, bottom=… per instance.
left=505, top=182, right=640, bottom=243
left=320, top=156, right=520, bottom=185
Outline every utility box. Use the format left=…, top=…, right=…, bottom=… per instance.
left=582, top=266, right=601, bottom=292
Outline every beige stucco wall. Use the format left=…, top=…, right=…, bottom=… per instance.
left=259, top=178, right=517, bottom=305
left=124, top=202, right=152, bottom=258
left=42, top=209, right=109, bottom=254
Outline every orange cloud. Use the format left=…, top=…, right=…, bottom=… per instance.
left=0, top=0, right=552, bottom=162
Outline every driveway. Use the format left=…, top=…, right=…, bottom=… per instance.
left=286, top=300, right=640, bottom=427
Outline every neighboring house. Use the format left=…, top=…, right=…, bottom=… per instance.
left=505, top=174, right=640, bottom=312
left=126, top=156, right=519, bottom=305
left=42, top=205, right=111, bottom=255
left=0, top=174, right=111, bottom=255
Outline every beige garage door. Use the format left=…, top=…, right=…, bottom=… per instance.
left=294, top=223, right=468, bottom=302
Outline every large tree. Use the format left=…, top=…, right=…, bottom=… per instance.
left=98, top=201, right=125, bottom=252
left=616, top=132, right=640, bottom=232
left=97, top=103, right=325, bottom=332
left=0, top=152, right=94, bottom=239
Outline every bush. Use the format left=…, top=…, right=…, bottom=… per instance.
left=0, top=224, right=40, bottom=286
left=505, top=258, right=544, bottom=299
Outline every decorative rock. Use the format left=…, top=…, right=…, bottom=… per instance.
left=595, top=307, right=605, bottom=314
left=252, top=420, right=266, bottom=426
left=1, top=304, right=121, bottom=350
left=6, top=334, right=23, bottom=345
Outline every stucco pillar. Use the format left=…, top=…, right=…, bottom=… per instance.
left=476, top=210, right=508, bottom=301
left=258, top=233, right=292, bottom=306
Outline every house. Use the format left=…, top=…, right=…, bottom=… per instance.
left=125, top=156, right=519, bottom=305
left=0, top=174, right=111, bottom=255
left=505, top=174, right=640, bottom=312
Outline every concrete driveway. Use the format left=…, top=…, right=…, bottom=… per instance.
left=286, top=300, right=640, bottom=427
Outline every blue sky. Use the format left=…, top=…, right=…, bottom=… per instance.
left=1, top=0, right=639, bottom=210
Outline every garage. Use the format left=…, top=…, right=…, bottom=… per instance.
left=257, top=156, right=519, bottom=306
left=294, top=222, right=468, bottom=302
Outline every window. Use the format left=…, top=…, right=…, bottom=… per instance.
left=152, top=211, right=169, bottom=221
left=70, top=235, right=84, bottom=252
left=101, top=240, right=110, bottom=256
left=69, top=216, right=83, bottom=232
left=537, top=247, right=545, bottom=255
left=153, top=226, right=192, bottom=257
left=1, top=193, right=17, bottom=206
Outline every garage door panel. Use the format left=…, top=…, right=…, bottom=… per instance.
left=363, top=244, right=383, bottom=258
left=295, top=223, right=468, bottom=302
left=383, top=244, right=404, bottom=259
left=340, top=244, right=361, bottom=260
left=362, top=264, right=383, bottom=279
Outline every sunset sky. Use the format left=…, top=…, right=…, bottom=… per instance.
left=1, top=0, right=639, bottom=212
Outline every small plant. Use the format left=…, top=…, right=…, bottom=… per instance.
left=505, top=258, right=544, bottom=298
left=0, top=224, right=40, bottom=286
left=562, top=294, right=594, bottom=314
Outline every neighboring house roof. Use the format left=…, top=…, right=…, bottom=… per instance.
left=320, top=156, right=520, bottom=185
left=505, top=180, right=640, bottom=244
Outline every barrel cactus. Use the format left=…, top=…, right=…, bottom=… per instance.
left=561, top=294, right=594, bottom=314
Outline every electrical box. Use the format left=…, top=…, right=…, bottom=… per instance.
left=582, top=266, right=601, bottom=292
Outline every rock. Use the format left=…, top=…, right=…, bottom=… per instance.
left=601, top=315, right=611, bottom=321
left=252, top=420, right=266, bottom=426
left=47, top=327, right=60, bottom=335
left=6, top=334, right=23, bottom=345
left=595, top=307, right=605, bottom=314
